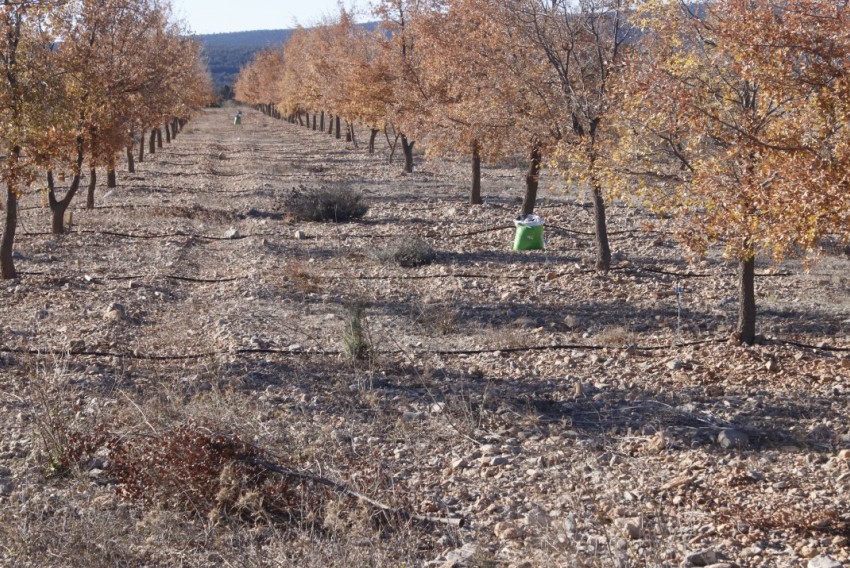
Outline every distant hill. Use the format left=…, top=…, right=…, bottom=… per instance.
left=195, top=29, right=296, bottom=95
left=196, top=24, right=379, bottom=98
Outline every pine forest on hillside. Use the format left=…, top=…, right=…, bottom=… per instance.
left=1, top=1, right=850, bottom=567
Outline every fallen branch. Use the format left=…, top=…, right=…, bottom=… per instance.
left=241, top=456, right=466, bottom=528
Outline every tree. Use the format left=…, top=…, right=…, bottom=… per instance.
left=609, top=0, right=850, bottom=343
left=47, top=0, right=211, bottom=226
left=373, top=0, right=428, bottom=174
left=494, top=0, right=634, bottom=270
left=0, top=2, right=65, bottom=278
left=402, top=0, right=515, bottom=204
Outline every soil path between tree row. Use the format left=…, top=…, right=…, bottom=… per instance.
left=1, top=106, right=849, bottom=567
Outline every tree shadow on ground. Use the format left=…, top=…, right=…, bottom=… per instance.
left=439, top=249, right=579, bottom=267
left=364, top=295, right=708, bottom=336
left=357, top=363, right=848, bottom=454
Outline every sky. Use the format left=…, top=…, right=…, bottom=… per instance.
left=170, top=0, right=365, bottom=34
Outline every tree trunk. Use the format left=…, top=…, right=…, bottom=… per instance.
left=349, top=124, right=358, bottom=148
left=521, top=142, right=542, bottom=215
left=149, top=129, right=156, bottom=155
left=737, top=254, right=757, bottom=344
left=86, top=168, right=96, bottom=210
left=401, top=136, right=415, bottom=174
left=139, top=130, right=145, bottom=162
left=172, top=118, right=179, bottom=138
left=107, top=169, right=116, bottom=189
left=328, top=115, right=334, bottom=134
left=368, top=128, right=379, bottom=154
left=50, top=170, right=83, bottom=233
left=345, top=122, right=352, bottom=142
left=126, top=145, right=135, bottom=173
left=320, top=111, right=325, bottom=132
left=313, top=113, right=317, bottom=131
left=589, top=149, right=612, bottom=272
left=156, top=128, right=163, bottom=149
left=471, top=140, right=482, bottom=205
left=49, top=139, right=85, bottom=230
left=335, top=116, right=341, bottom=139
left=591, top=187, right=611, bottom=272
left=1, top=160, right=18, bottom=279
left=165, top=122, right=171, bottom=143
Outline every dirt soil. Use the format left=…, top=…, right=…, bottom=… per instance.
left=1, top=106, right=850, bottom=568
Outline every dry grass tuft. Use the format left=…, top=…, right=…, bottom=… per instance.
left=283, top=260, right=322, bottom=294
left=594, top=325, right=637, bottom=347
left=409, top=300, right=458, bottom=335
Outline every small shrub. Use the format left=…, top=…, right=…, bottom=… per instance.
left=285, top=185, right=368, bottom=222
left=374, top=238, right=436, bottom=268
left=343, top=304, right=372, bottom=361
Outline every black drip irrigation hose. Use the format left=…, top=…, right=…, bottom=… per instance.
left=0, top=336, right=740, bottom=361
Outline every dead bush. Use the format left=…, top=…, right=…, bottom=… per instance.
left=67, top=423, right=327, bottom=526
left=374, top=237, right=436, bottom=268
left=284, top=185, right=368, bottom=222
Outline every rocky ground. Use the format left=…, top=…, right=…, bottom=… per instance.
left=1, top=105, right=849, bottom=568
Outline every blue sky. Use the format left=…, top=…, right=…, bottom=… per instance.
left=171, top=0, right=365, bottom=34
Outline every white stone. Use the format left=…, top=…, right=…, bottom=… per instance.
left=807, top=556, right=842, bottom=568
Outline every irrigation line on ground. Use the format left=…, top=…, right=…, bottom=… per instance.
left=0, top=336, right=760, bottom=361
left=166, top=275, right=246, bottom=283
left=22, top=229, right=271, bottom=241
left=546, top=223, right=656, bottom=237
left=14, top=272, right=245, bottom=284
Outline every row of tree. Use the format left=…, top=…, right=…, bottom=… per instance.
left=0, top=0, right=214, bottom=280
left=234, top=0, right=850, bottom=344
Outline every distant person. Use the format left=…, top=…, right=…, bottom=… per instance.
left=234, top=110, right=242, bottom=126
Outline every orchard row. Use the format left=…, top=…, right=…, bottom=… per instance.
left=0, top=0, right=214, bottom=280
left=235, top=0, right=850, bottom=344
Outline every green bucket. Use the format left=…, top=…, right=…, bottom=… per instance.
left=513, top=215, right=545, bottom=251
